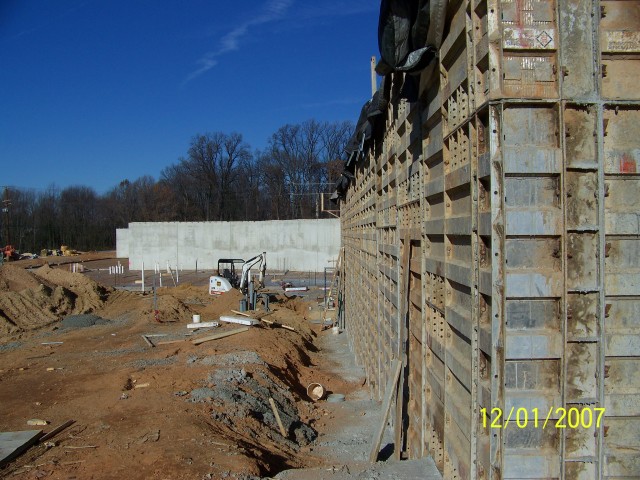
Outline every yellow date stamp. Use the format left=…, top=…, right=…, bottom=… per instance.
left=480, top=407, right=605, bottom=429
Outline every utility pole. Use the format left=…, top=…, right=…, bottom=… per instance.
left=371, top=55, right=377, bottom=96
left=2, top=186, right=10, bottom=247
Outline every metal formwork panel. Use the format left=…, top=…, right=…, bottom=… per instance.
left=601, top=102, right=640, bottom=478
left=407, top=245, right=424, bottom=460
left=339, top=1, right=640, bottom=478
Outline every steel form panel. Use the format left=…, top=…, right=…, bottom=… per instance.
left=339, top=0, right=639, bottom=478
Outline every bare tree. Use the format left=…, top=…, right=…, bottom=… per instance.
left=263, top=119, right=353, bottom=219
left=0, top=120, right=353, bottom=255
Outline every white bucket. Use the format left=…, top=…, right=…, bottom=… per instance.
left=332, top=326, right=339, bottom=335
left=192, top=314, right=201, bottom=324
left=306, top=383, right=325, bottom=401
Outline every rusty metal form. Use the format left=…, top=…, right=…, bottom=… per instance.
left=340, top=1, right=640, bottom=479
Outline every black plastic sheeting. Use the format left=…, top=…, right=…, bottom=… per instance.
left=377, top=0, right=436, bottom=74
left=331, top=0, right=447, bottom=204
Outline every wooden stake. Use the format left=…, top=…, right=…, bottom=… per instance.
left=268, top=398, right=287, bottom=437
left=369, top=359, right=402, bottom=463
left=191, top=327, right=249, bottom=345
left=141, top=335, right=154, bottom=347
left=230, top=310, right=254, bottom=318
left=395, top=243, right=412, bottom=460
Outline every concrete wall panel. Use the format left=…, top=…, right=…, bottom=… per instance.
left=115, top=228, right=129, bottom=259
left=119, top=219, right=340, bottom=272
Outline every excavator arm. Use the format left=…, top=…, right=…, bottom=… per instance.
left=239, top=252, right=266, bottom=293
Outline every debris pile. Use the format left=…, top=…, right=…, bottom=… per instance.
left=191, top=349, right=317, bottom=461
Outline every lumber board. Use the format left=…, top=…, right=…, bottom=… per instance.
left=259, top=318, right=295, bottom=331
left=191, top=327, right=249, bottom=345
left=369, top=359, right=402, bottom=463
left=39, top=420, right=75, bottom=443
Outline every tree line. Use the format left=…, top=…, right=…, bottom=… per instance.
left=2, top=119, right=352, bottom=253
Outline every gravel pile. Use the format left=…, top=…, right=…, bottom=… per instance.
left=60, top=314, right=109, bottom=329
left=205, top=366, right=316, bottom=447
left=126, top=357, right=177, bottom=369
left=189, top=388, right=217, bottom=402
left=0, top=341, right=21, bottom=352
left=198, top=351, right=266, bottom=367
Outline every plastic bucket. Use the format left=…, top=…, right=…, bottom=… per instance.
left=306, top=383, right=325, bottom=401
left=192, top=314, right=201, bottom=324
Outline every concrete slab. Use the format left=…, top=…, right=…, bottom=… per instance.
left=273, top=458, right=441, bottom=479
left=0, top=430, right=42, bottom=466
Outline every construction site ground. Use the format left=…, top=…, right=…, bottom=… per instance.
left=0, top=254, right=440, bottom=479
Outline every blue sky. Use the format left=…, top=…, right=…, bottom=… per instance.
left=0, top=1, right=378, bottom=193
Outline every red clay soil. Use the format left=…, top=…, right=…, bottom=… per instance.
left=0, top=263, right=359, bottom=479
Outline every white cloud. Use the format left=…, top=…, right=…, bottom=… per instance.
left=183, top=0, right=293, bottom=85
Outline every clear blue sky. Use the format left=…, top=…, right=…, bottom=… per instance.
left=0, top=1, right=378, bottom=193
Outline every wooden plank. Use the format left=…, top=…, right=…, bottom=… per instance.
left=191, top=327, right=249, bottom=345
left=268, top=397, right=287, bottom=437
left=0, top=430, right=43, bottom=466
left=396, top=242, right=412, bottom=460
left=259, top=317, right=295, bottom=331
left=369, top=359, right=402, bottom=463
left=39, top=420, right=75, bottom=443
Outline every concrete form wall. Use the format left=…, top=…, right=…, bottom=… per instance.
left=118, top=219, right=340, bottom=272
left=340, top=2, right=640, bottom=479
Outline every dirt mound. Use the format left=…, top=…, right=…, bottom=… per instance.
left=0, top=265, right=117, bottom=339
left=135, top=293, right=195, bottom=323
left=0, top=264, right=50, bottom=292
left=0, top=288, right=58, bottom=336
left=157, top=283, right=211, bottom=304
left=33, top=264, right=110, bottom=313
left=199, top=289, right=245, bottom=316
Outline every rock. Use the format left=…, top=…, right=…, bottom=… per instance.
left=27, top=419, right=49, bottom=426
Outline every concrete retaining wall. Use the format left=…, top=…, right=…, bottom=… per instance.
left=117, top=219, right=340, bottom=272
left=115, top=228, right=130, bottom=259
